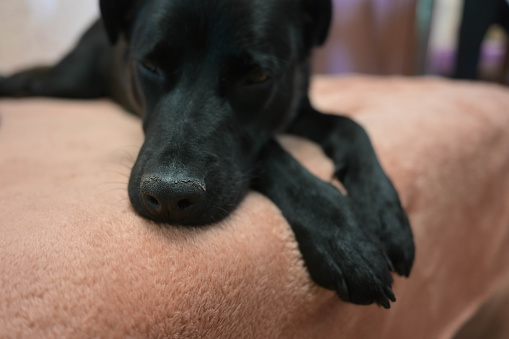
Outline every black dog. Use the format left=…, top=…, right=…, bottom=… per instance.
left=0, top=0, right=414, bottom=308
left=454, top=0, right=509, bottom=80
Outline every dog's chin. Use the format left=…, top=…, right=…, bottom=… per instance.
left=131, top=202, right=230, bottom=226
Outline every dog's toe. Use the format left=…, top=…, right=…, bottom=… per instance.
left=302, top=222, right=397, bottom=308
left=378, top=200, right=415, bottom=277
left=348, top=174, right=415, bottom=278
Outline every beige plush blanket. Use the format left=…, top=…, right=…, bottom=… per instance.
left=1, top=76, right=509, bottom=338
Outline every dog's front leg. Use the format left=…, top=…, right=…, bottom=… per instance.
left=253, top=139, right=399, bottom=308
left=287, top=101, right=415, bottom=279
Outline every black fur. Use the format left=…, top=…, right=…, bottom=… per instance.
left=0, top=0, right=414, bottom=308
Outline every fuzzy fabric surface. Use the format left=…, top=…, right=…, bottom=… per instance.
left=1, top=76, right=509, bottom=339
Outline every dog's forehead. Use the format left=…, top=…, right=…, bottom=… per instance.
left=133, top=0, right=300, bottom=59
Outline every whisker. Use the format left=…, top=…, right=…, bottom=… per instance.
left=96, top=186, right=127, bottom=195
left=104, top=169, right=131, bottom=179
left=118, top=162, right=134, bottom=171
left=100, top=181, right=129, bottom=186
left=108, top=146, right=139, bottom=169
left=113, top=197, right=130, bottom=206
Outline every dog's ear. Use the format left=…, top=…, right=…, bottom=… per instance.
left=99, top=0, right=139, bottom=44
left=301, top=0, right=332, bottom=47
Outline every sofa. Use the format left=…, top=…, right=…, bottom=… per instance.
left=1, top=75, right=509, bottom=338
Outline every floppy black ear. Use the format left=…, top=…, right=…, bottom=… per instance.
left=302, top=0, right=332, bottom=47
left=99, top=0, right=139, bottom=44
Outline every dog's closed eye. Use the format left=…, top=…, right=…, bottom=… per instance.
left=139, top=60, right=160, bottom=76
left=245, top=70, right=270, bottom=85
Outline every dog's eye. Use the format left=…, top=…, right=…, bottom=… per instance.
left=245, top=70, right=270, bottom=85
left=139, top=60, right=159, bottom=75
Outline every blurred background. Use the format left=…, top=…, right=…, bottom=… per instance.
left=0, top=0, right=507, bottom=84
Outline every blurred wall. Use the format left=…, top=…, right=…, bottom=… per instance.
left=0, top=0, right=418, bottom=76
left=314, top=0, right=418, bottom=75
left=0, top=0, right=98, bottom=74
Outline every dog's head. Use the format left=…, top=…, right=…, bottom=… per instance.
left=100, top=0, right=332, bottom=225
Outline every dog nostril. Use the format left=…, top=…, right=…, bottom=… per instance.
left=144, top=193, right=160, bottom=208
left=177, top=199, right=194, bottom=211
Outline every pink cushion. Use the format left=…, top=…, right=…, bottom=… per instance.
left=1, top=76, right=509, bottom=338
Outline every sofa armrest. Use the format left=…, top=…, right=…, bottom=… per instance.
left=1, top=76, right=509, bottom=338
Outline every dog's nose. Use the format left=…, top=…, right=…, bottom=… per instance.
left=140, top=175, right=206, bottom=224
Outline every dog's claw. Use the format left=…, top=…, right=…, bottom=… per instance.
left=375, top=285, right=396, bottom=309
left=378, top=296, right=391, bottom=309
left=383, top=251, right=395, bottom=272
left=394, top=255, right=413, bottom=277
left=385, top=286, right=396, bottom=302
left=336, top=276, right=350, bottom=302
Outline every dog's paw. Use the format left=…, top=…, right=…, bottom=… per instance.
left=0, top=67, right=51, bottom=97
left=0, top=72, right=30, bottom=97
left=343, top=167, right=415, bottom=278
left=305, top=226, right=396, bottom=308
left=376, top=191, right=414, bottom=277
left=0, top=75, right=6, bottom=96
left=292, top=182, right=399, bottom=308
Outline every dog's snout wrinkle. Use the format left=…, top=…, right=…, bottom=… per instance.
left=140, top=175, right=207, bottom=225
